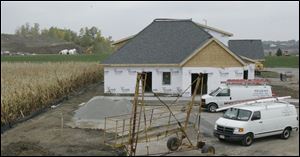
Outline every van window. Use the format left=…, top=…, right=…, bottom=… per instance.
left=251, top=111, right=261, bottom=121
left=217, top=89, right=230, bottom=97
left=223, top=108, right=252, bottom=121
left=209, top=87, right=221, bottom=96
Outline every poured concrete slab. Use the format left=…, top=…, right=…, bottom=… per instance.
left=67, top=96, right=132, bottom=129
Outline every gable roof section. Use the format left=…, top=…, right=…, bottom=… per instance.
left=180, top=38, right=246, bottom=66
left=228, top=40, right=265, bottom=60
left=102, top=19, right=212, bottom=65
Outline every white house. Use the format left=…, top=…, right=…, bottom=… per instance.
left=102, top=19, right=255, bottom=97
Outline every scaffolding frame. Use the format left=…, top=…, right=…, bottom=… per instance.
left=102, top=72, right=211, bottom=156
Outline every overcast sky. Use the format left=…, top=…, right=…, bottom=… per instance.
left=1, top=1, right=299, bottom=41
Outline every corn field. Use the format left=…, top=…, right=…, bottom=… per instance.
left=1, top=62, right=103, bottom=126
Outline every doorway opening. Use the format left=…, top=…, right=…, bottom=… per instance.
left=142, top=72, right=152, bottom=92
left=191, top=73, right=208, bottom=95
left=243, top=70, right=248, bottom=80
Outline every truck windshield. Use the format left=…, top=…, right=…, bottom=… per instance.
left=209, top=87, right=221, bottom=96
left=223, top=108, right=252, bottom=121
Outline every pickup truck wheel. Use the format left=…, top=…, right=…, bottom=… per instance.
left=242, top=133, right=253, bottom=146
left=280, top=128, right=291, bottom=139
left=208, top=103, right=218, bottom=112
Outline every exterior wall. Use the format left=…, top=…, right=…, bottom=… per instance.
left=183, top=41, right=243, bottom=67
left=104, top=67, right=182, bottom=94
left=246, top=63, right=255, bottom=79
left=181, top=67, right=246, bottom=97
left=204, top=29, right=230, bottom=46
left=104, top=66, right=254, bottom=97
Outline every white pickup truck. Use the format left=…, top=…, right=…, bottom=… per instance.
left=201, top=84, right=272, bottom=112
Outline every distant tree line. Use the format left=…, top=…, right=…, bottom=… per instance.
left=15, top=23, right=114, bottom=54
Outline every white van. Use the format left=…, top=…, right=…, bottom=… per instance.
left=213, top=101, right=299, bottom=146
left=201, top=84, right=272, bottom=112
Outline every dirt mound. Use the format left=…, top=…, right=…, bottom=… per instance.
left=1, top=141, right=55, bottom=156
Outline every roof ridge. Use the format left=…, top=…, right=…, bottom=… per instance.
left=154, top=18, right=192, bottom=22
left=195, top=22, right=233, bottom=36
left=229, top=39, right=262, bottom=41
left=191, top=21, right=213, bottom=39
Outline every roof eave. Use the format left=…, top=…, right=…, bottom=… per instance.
left=101, top=64, right=180, bottom=67
left=112, top=35, right=136, bottom=45
left=196, top=22, right=234, bottom=37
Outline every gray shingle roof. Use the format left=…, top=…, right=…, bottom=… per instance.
left=102, top=19, right=212, bottom=64
left=228, top=40, right=265, bottom=60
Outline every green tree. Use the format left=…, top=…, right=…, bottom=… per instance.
left=31, top=23, right=40, bottom=36
left=13, top=23, right=114, bottom=54
left=276, top=48, right=282, bottom=56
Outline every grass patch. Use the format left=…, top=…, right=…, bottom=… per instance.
left=1, top=53, right=110, bottom=62
left=259, top=71, right=279, bottom=78
left=264, top=56, right=299, bottom=68
left=272, top=85, right=299, bottom=99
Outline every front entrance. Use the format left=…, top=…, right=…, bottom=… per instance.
left=191, top=73, right=208, bottom=95
left=143, top=72, right=152, bottom=92
left=243, top=70, right=248, bottom=80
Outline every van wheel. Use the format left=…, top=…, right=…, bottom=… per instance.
left=280, top=128, right=291, bottom=139
left=218, top=138, right=225, bottom=142
left=208, top=103, right=218, bottom=112
left=242, top=133, right=253, bottom=146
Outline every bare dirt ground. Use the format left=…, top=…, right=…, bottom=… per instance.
left=1, top=82, right=125, bottom=156
left=1, top=69, right=299, bottom=156
left=134, top=108, right=299, bottom=156
left=260, top=68, right=299, bottom=99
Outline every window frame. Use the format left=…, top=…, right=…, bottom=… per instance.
left=162, top=72, right=171, bottom=85
left=251, top=111, right=261, bottom=121
left=216, top=88, right=230, bottom=97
